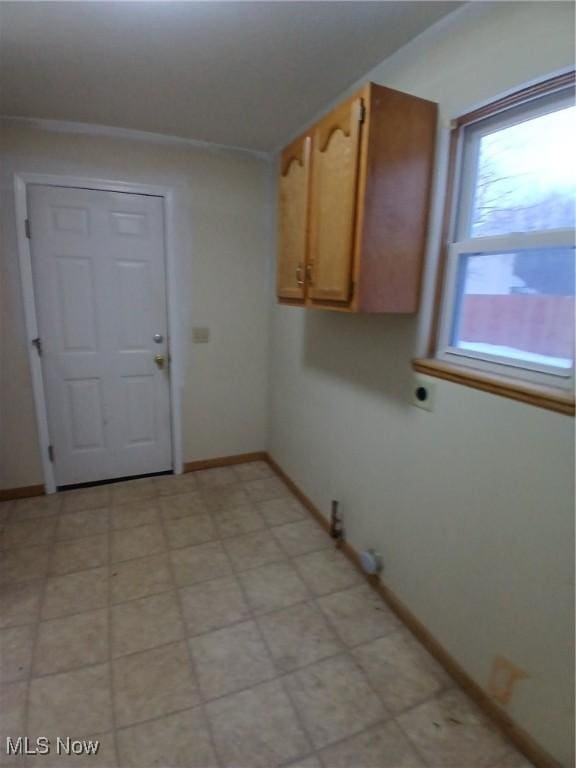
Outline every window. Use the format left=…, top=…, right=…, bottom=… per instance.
left=437, top=77, right=575, bottom=391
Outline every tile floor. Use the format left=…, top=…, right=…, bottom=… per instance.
left=0, top=461, right=534, bottom=767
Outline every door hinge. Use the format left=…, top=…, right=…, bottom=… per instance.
left=32, top=337, right=42, bottom=357
left=357, top=101, right=366, bottom=124
left=25, top=219, right=31, bottom=239
left=48, top=445, right=54, bottom=463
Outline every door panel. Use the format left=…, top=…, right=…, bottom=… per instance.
left=277, top=136, right=310, bottom=301
left=67, top=379, right=104, bottom=450
left=115, top=260, right=150, bottom=350
left=51, top=206, right=89, bottom=234
left=124, top=376, right=155, bottom=444
left=55, top=256, right=98, bottom=350
left=308, top=97, right=363, bottom=303
left=28, top=185, right=172, bottom=486
left=110, top=211, right=147, bottom=237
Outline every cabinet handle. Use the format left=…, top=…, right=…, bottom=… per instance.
left=306, top=262, right=314, bottom=286
left=296, top=264, right=304, bottom=286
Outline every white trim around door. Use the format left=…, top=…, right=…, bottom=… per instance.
left=14, top=172, right=184, bottom=493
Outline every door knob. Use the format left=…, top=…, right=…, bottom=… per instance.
left=154, top=354, right=166, bottom=369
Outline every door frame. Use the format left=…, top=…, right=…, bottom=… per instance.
left=14, top=172, right=183, bottom=493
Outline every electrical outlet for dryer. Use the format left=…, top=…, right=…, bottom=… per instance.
left=412, top=379, right=435, bottom=412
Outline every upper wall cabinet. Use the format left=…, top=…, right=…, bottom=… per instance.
left=277, top=135, right=311, bottom=302
left=277, top=82, right=438, bottom=313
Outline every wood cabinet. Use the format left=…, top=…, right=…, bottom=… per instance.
left=277, top=82, right=437, bottom=313
left=277, top=135, right=310, bottom=301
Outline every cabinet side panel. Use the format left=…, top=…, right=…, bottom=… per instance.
left=359, top=86, right=437, bottom=313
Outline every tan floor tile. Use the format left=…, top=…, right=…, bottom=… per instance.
left=1, top=743, right=29, bottom=767
left=27, top=731, right=118, bottom=767
left=213, top=504, right=266, bottom=539
left=257, top=496, right=307, bottom=526
left=1, top=518, right=57, bottom=550
left=109, top=499, right=159, bottom=531
left=33, top=609, right=108, bottom=676
left=284, top=653, right=387, bottom=749
left=155, top=472, right=198, bottom=497
left=189, top=620, right=275, bottom=700
left=111, top=591, right=183, bottom=658
left=113, top=641, right=199, bottom=727
left=57, top=508, right=109, bottom=541
left=397, top=689, right=511, bottom=767
left=196, top=466, right=239, bottom=488
left=258, top=602, right=342, bottom=673
left=320, top=721, right=424, bottom=767
left=240, top=561, right=310, bottom=614
left=62, top=485, right=110, bottom=514
left=272, top=519, right=332, bottom=558
left=293, top=549, right=363, bottom=597
left=223, top=530, right=285, bottom=572
left=49, top=534, right=108, bottom=576
left=180, top=576, right=250, bottom=636
left=0, top=581, right=43, bottom=628
left=0, top=545, right=50, bottom=586
left=490, top=750, right=536, bottom=767
left=318, top=584, right=400, bottom=646
left=0, top=502, right=11, bottom=527
left=202, top=485, right=251, bottom=512
left=207, top=679, right=310, bottom=768
left=164, top=513, right=216, bottom=550
left=111, top=478, right=156, bottom=506
left=233, top=461, right=273, bottom=482
left=352, top=630, right=450, bottom=714
left=170, top=541, right=233, bottom=587
left=0, top=683, right=29, bottom=768
left=7, top=494, right=62, bottom=521
left=244, top=477, right=291, bottom=503
left=0, top=681, right=27, bottom=753
left=288, top=759, right=322, bottom=768
left=159, top=492, right=208, bottom=521
left=111, top=553, right=172, bottom=603
left=29, top=664, right=112, bottom=738
left=42, top=567, right=108, bottom=620
left=117, top=707, right=217, bottom=767
left=111, top=523, right=165, bottom=563
left=0, top=625, right=34, bottom=683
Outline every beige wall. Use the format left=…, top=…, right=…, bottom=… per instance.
left=268, top=2, right=575, bottom=765
left=0, top=123, right=272, bottom=488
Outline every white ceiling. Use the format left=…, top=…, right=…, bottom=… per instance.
left=0, top=2, right=458, bottom=152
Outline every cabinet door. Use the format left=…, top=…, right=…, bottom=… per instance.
left=308, top=96, right=363, bottom=303
left=277, top=136, right=311, bottom=301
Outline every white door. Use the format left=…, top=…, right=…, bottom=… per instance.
left=28, top=185, right=172, bottom=486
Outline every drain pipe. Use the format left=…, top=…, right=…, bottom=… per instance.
left=329, top=500, right=344, bottom=548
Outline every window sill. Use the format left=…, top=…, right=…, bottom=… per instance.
left=412, top=358, right=575, bottom=416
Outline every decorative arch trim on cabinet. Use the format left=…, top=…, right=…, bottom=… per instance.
left=276, top=82, right=438, bottom=314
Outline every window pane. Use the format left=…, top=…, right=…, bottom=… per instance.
left=451, top=248, right=575, bottom=370
left=470, top=105, right=576, bottom=237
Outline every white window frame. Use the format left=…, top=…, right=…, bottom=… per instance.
left=436, top=84, right=575, bottom=391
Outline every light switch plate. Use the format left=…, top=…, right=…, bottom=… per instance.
left=412, top=378, right=435, bottom=412
left=192, top=327, right=210, bottom=343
